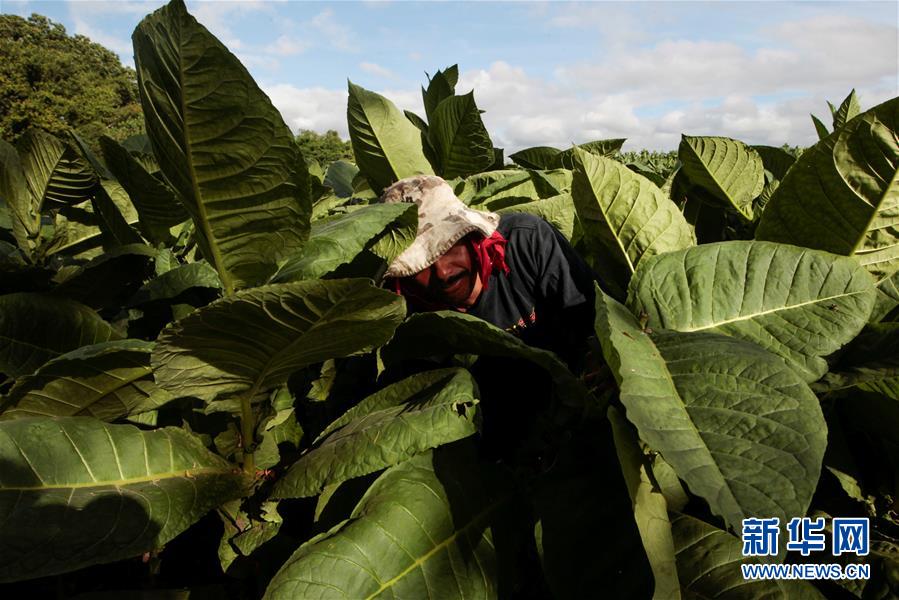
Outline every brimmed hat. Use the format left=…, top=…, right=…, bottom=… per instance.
left=380, top=175, right=500, bottom=278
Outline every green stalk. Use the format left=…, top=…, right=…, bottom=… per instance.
left=240, top=390, right=256, bottom=475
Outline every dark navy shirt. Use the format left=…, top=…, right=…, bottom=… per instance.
left=467, top=212, right=596, bottom=369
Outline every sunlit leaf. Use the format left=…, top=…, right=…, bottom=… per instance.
left=0, top=293, right=121, bottom=377
left=274, top=368, right=479, bottom=498
left=756, top=97, right=899, bottom=283
left=627, top=241, right=875, bottom=382
left=133, top=0, right=311, bottom=291
left=266, top=448, right=509, bottom=599
left=0, top=417, right=247, bottom=582
left=153, top=279, right=405, bottom=404
left=596, top=287, right=827, bottom=532
left=678, top=135, right=764, bottom=220
left=0, top=340, right=170, bottom=421
left=347, top=81, right=433, bottom=194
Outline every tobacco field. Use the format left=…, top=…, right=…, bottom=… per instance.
left=0, top=1, right=897, bottom=598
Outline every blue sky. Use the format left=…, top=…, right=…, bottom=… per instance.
left=5, top=1, right=898, bottom=151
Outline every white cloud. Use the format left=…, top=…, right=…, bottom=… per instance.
left=264, top=84, right=349, bottom=136
left=187, top=0, right=283, bottom=51
left=557, top=15, right=897, bottom=103
left=360, top=62, right=395, bottom=79
left=454, top=59, right=893, bottom=153
left=71, top=17, right=133, bottom=59
left=309, top=9, right=356, bottom=52
left=544, top=3, right=654, bottom=51
left=266, top=35, right=310, bottom=57
left=264, top=82, right=426, bottom=140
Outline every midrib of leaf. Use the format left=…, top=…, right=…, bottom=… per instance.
left=15, top=368, right=152, bottom=414
left=236, top=285, right=361, bottom=472
left=602, top=296, right=740, bottom=526
left=443, top=97, right=469, bottom=159
left=848, top=158, right=899, bottom=257
left=607, top=180, right=639, bottom=274
left=670, top=289, right=869, bottom=332
left=634, top=357, right=740, bottom=517
left=685, top=140, right=730, bottom=203
left=176, top=28, right=234, bottom=297
left=363, top=100, right=403, bottom=183
left=2, top=466, right=234, bottom=491
left=0, top=334, right=65, bottom=358
left=364, top=494, right=506, bottom=599
left=579, top=159, right=636, bottom=274
left=30, top=147, right=60, bottom=232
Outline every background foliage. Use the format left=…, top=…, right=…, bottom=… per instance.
left=0, top=14, right=145, bottom=150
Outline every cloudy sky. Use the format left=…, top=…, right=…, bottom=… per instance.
left=6, top=0, right=898, bottom=152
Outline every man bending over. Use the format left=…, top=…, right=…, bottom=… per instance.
left=381, top=175, right=596, bottom=370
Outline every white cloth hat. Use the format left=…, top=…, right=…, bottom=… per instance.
left=380, top=175, right=500, bottom=278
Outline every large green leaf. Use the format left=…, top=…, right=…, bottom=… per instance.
left=608, top=406, right=680, bottom=600
left=346, top=81, right=434, bottom=194
left=626, top=241, right=876, bottom=382
left=18, top=129, right=97, bottom=210
left=323, top=160, right=359, bottom=199
left=752, top=145, right=796, bottom=181
left=368, top=202, right=418, bottom=266
left=271, top=203, right=415, bottom=283
left=571, top=147, right=694, bottom=299
left=428, top=92, right=494, bottom=179
left=99, top=135, right=187, bottom=240
left=454, top=169, right=525, bottom=202
left=0, top=417, right=246, bottom=582
left=468, top=171, right=538, bottom=208
left=596, top=287, right=827, bottom=532
left=0, top=293, right=121, bottom=378
left=467, top=169, right=568, bottom=211
left=152, top=279, right=405, bottom=404
left=671, top=513, right=824, bottom=599
left=811, top=114, right=830, bottom=140
left=274, top=368, right=479, bottom=498
left=557, top=138, right=627, bottom=168
left=52, top=244, right=157, bottom=310
left=815, top=323, right=899, bottom=399
left=382, top=311, right=588, bottom=406
left=509, top=146, right=562, bottom=170
left=90, top=179, right=144, bottom=249
left=0, top=141, right=39, bottom=256
left=678, top=135, right=764, bottom=220
left=831, top=89, right=861, bottom=131
left=265, top=448, right=508, bottom=599
left=0, top=340, right=169, bottom=421
left=422, top=65, right=458, bottom=122
left=756, top=97, right=899, bottom=282
left=532, top=422, right=653, bottom=598
left=130, top=260, right=222, bottom=305
left=45, top=204, right=104, bottom=258
left=133, top=0, right=311, bottom=292
left=497, top=193, right=576, bottom=240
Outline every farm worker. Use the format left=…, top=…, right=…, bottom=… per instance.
left=380, top=175, right=597, bottom=370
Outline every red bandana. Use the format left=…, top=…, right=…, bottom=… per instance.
left=390, top=231, right=510, bottom=307
left=469, top=230, right=510, bottom=292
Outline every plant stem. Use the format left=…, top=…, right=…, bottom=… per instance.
left=240, top=391, right=255, bottom=475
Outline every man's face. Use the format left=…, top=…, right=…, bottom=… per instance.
left=404, top=236, right=483, bottom=310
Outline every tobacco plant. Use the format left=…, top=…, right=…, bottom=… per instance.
left=0, top=1, right=897, bottom=598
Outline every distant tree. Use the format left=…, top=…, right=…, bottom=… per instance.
left=295, top=129, right=354, bottom=165
left=0, top=14, right=144, bottom=146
